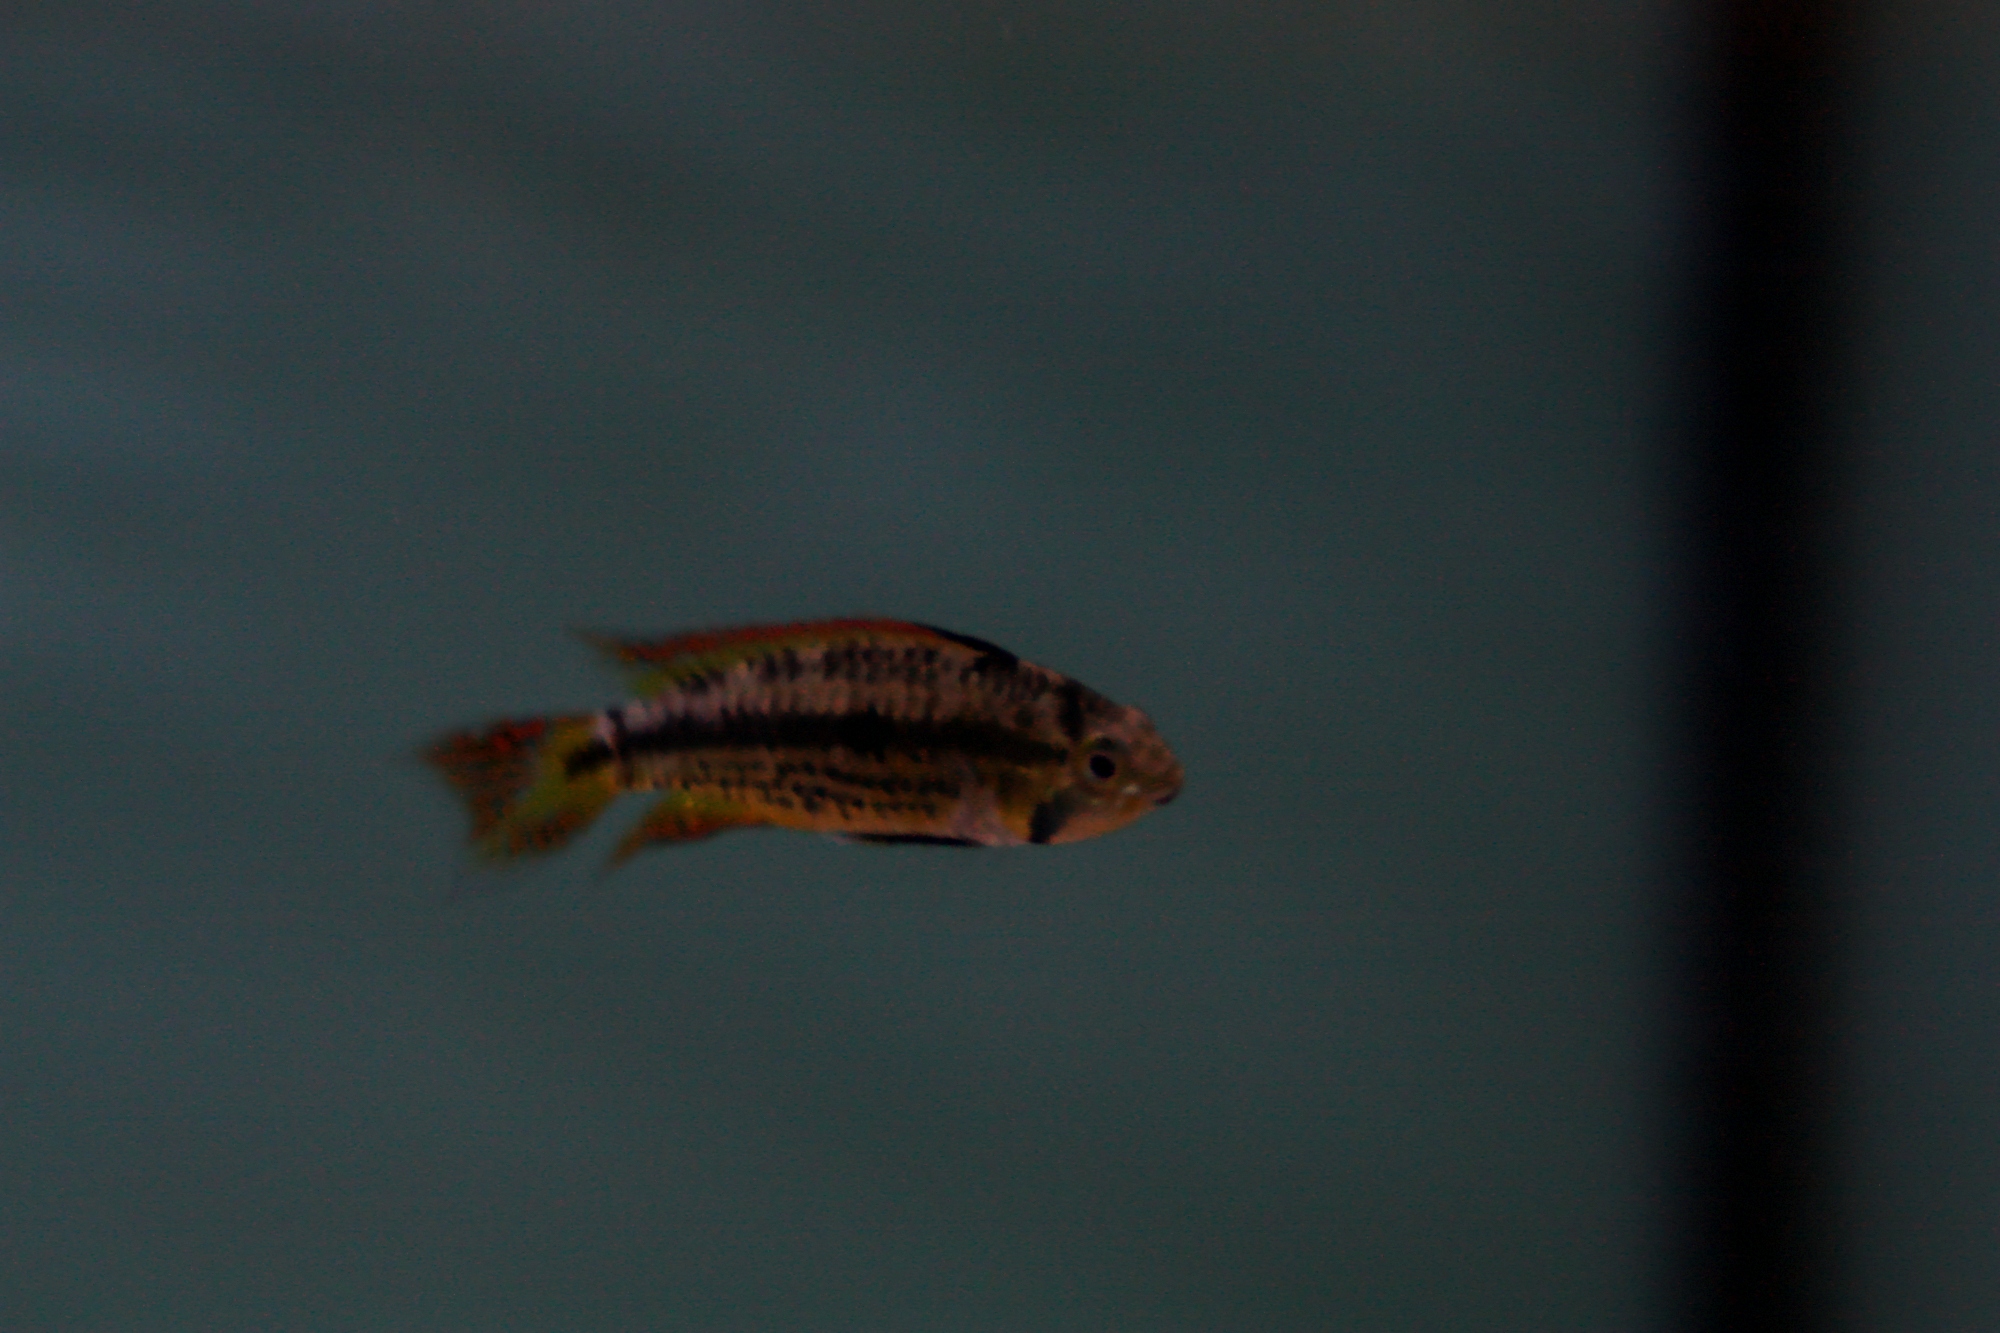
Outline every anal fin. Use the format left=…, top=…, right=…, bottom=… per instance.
left=611, top=793, right=764, bottom=866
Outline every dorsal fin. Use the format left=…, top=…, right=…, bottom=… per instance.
left=577, top=618, right=972, bottom=696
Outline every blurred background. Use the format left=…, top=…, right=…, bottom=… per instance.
left=1, top=2, right=1993, bottom=1328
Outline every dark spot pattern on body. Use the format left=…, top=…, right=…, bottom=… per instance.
left=811, top=761, right=956, bottom=799
left=618, top=709, right=1065, bottom=768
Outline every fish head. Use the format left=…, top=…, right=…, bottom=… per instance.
left=1031, top=702, right=1184, bottom=844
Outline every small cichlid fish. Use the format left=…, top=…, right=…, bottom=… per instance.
left=425, top=619, right=1183, bottom=868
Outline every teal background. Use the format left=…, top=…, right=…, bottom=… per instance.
left=2, top=4, right=1993, bottom=1328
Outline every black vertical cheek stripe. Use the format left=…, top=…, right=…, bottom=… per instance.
left=1028, top=795, right=1070, bottom=845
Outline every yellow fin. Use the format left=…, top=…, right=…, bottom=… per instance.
left=424, top=714, right=618, bottom=861
left=609, top=792, right=766, bottom=866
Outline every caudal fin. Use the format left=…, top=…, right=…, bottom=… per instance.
left=424, top=714, right=618, bottom=860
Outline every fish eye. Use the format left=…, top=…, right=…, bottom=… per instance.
left=1088, top=753, right=1117, bottom=780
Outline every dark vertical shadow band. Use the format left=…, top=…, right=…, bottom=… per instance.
left=1682, top=0, right=1855, bottom=1327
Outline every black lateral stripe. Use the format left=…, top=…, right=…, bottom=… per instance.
left=848, top=833, right=980, bottom=847
left=915, top=623, right=1019, bottom=672
left=566, top=738, right=615, bottom=777
left=618, top=709, right=1065, bottom=767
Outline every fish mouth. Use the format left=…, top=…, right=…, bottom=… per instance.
left=1153, top=785, right=1181, bottom=807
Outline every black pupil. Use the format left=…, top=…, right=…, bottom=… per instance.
left=1088, top=753, right=1117, bottom=779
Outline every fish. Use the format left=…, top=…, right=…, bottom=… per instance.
left=424, top=619, right=1183, bottom=868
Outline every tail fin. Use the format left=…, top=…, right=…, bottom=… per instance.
left=424, top=714, right=619, bottom=861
